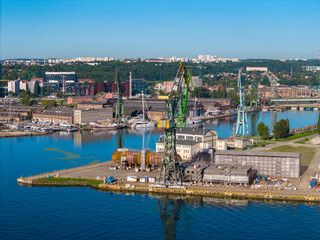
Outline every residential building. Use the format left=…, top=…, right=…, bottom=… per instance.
left=8, top=81, right=20, bottom=94
left=28, top=80, right=39, bottom=93
left=19, top=80, right=29, bottom=91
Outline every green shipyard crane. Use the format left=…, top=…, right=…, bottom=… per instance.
left=114, top=69, right=125, bottom=123
left=176, top=71, right=193, bottom=127
left=158, top=61, right=192, bottom=185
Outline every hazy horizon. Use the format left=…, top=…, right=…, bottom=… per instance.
left=1, top=0, right=319, bottom=60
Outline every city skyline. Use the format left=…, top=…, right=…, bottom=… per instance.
left=1, top=0, right=320, bottom=60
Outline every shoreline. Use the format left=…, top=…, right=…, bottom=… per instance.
left=17, top=176, right=320, bottom=203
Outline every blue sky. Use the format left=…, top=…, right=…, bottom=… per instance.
left=1, top=0, right=319, bottom=59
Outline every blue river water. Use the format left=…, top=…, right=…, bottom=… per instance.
left=1, top=111, right=320, bottom=240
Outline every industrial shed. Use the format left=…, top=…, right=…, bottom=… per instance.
left=214, top=151, right=301, bottom=178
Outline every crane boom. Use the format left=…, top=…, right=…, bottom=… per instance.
left=158, top=61, right=191, bottom=185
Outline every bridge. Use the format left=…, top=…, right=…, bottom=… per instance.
left=271, top=98, right=320, bottom=105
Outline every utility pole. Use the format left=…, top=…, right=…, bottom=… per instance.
left=115, top=70, right=125, bottom=123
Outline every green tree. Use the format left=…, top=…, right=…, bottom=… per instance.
left=57, top=91, right=64, bottom=98
left=211, top=90, right=217, bottom=98
left=18, top=90, right=30, bottom=98
left=191, top=87, right=211, bottom=98
left=273, top=118, right=290, bottom=139
left=33, top=81, right=40, bottom=96
left=46, top=87, right=52, bottom=96
left=41, top=100, right=57, bottom=107
left=40, top=87, right=45, bottom=96
left=317, top=114, right=320, bottom=135
left=159, top=89, right=166, bottom=96
left=257, top=122, right=269, bottom=140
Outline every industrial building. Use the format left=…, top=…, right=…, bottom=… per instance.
left=214, top=150, right=301, bottom=178
left=43, top=72, right=80, bottom=93
left=74, top=108, right=113, bottom=124
left=75, top=82, right=105, bottom=96
left=183, top=160, right=256, bottom=185
left=33, top=109, right=74, bottom=124
left=203, top=165, right=256, bottom=185
left=77, top=101, right=111, bottom=109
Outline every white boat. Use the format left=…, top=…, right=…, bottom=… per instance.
left=60, top=122, right=73, bottom=128
left=262, top=108, right=268, bottom=112
left=186, top=118, right=202, bottom=126
left=132, top=91, right=154, bottom=129
left=133, top=121, right=154, bottom=129
left=93, top=123, right=126, bottom=130
left=205, top=108, right=221, bottom=116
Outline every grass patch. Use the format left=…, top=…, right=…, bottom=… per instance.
left=267, top=145, right=317, bottom=167
left=32, top=177, right=103, bottom=187
left=276, top=129, right=317, bottom=142
left=294, top=138, right=310, bottom=144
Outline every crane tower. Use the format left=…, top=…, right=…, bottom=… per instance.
left=158, top=61, right=192, bottom=185
left=236, top=69, right=249, bottom=136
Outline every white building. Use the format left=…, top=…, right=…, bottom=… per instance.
left=19, top=81, right=29, bottom=91
left=8, top=81, right=20, bottom=94
left=156, top=128, right=218, bottom=161
left=28, top=80, right=38, bottom=93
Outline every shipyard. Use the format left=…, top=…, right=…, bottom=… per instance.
left=2, top=0, right=320, bottom=239
left=8, top=62, right=320, bottom=203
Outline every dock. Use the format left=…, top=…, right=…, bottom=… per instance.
left=17, top=161, right=320, bottom=203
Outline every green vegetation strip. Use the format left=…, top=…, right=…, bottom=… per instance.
left=276, top=129, right=317, bottom=142
left=267, top=145, right=317, bottom=167
left=294, top=138, right=310, bottom=144
left=32, top=177, right=103, bottom=187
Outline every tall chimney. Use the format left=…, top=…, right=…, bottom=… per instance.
left=129, top=72, right=132, bottom=98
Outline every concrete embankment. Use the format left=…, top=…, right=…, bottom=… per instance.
left=99, top=184, right=320, bottom=203
left=17, top=161, right=320, bottom=203
left=0, top=131, right=48, bottom=138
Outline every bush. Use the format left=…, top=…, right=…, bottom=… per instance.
left=257, top=122, right=269, bottom=140
left=273, top=118, right=290, bottom=140
left=41, top=100, right=57, bottom=107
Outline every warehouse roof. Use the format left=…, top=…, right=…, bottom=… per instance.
left=176, top=127, right=217, bottom=136
left=215, top=150, right=300, bottom=158
left=157, top=138, right=198, bottom=146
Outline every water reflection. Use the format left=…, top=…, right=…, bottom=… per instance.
left=53, top=111, right=318, bottom=148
